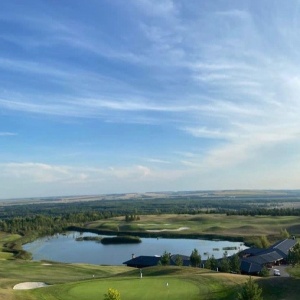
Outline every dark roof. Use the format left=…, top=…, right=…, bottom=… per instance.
left=123, top=255, right=161, bottom=267
left=240, top=259, right=262, bottom=274
left=254, top=238, right=297, bottom=260
left=240, top=247, right=262, bottom=257
left=270, top=238, right=297, bottom=256
left=242, top=250, right=282, bottom=265
left=240, top=239, right=297, bottom=274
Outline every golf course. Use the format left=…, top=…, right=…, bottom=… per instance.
left=75, top=213, right=300, bottom=245
left=1, top=211, right=300, bottom=299
left=0, top=256, right=250, bottom=300
left=1, top=254, right=300, bottom=300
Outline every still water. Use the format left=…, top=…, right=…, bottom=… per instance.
left=23, top=232, right=247, bottom=265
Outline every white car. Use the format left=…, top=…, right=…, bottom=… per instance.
left=273, top=269, right=280, bottom=276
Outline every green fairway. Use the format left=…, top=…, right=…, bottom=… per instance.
left=1, top=248, right=300, bottom=300
left=0, top=258, right=130, bottom=300
left=7, top=264, right=300, bottom=300
left=29, top=277, right=199, bottom=300
left=0, top=232, right=22, bottom=260
left=85, top=214, right=300, bottom=243
left=25, top=267, right=245, bottom=300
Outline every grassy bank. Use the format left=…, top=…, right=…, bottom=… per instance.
left=78, top=214, right=300, bottom=244
left=3, top=263, right=300, bottom=300
left=11, top=266, right=246, bottom=300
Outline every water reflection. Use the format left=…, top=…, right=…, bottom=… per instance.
left=23, top=232, right=247, bottom=265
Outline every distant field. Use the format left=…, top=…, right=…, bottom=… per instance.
left=1, top=189, right=300, bottom=206
left=84, top=214, right=300, bottom=242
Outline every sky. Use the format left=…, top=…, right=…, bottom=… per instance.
left=1, top=0, right=300, bottom=199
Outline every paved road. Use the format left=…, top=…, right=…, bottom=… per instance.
left=270, top=265, right=290, bottom=277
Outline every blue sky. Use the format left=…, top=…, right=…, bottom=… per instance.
left=1, top=0, right=300, bottom=199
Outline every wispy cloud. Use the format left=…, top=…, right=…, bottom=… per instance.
left=130, top=0, right=178, bottom=17
left=0, top=162, right=183, bottom=188
left=2, top=1, right=300, bottom=198
left=0, top=132, right=17, bottom=136
left=144, top=158, right=171, bottom=164
left=215, top=9, right=251, bottom=19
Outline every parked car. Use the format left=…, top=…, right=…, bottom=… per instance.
left=273, top=269, right=280, bottom=276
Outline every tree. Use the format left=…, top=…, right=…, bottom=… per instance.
left=190, top=248, right=201, bottom=267
left=160, top=251, right=170, bottom=266
left=205, top=257, right=211, bottom=269
left=237, top=277, right=263, bottom=300
left=288, top=242, right=300, bottom=266
left=104, top=288, right=121, bottom=300
left=259, top=266, right=269, bottom=277
left=175, top=255, right=183, bottom=266
left=205, top=255, right=218, bottom=270
left=230, top=254, right=240, bottom=273
left=280, top=228, right=290, bottom=239
left=220, top=252, right=230, bottom=273
left=259, top=236, right=270, bottom=248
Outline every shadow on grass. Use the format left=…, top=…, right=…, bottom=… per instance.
left=258, top=277, right=300, bottom=300
left=115, top=266, right=219, bottom=281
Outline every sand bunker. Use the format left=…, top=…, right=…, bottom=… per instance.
left=146, top=227, right=189, bottom=232
left=13, top=282, right=49, bottom=290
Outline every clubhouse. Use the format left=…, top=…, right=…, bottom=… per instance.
left=240, top=238, right=297, bottom=275
left=123, top=238, right=297, bottom=275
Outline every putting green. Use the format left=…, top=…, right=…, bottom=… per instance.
left=31, top=277, right=200, bottom=300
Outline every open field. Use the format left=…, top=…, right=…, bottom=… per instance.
left=84, top=214, right=300, bottom=243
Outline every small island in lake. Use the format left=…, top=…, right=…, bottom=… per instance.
left=101, top=236, right=141, bottom=244
left=75, top=236, right=102, bottom=242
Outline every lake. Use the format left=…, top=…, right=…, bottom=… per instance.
left=23, top=232, right=247, bottom=265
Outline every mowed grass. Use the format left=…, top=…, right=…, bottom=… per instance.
left=0, top=259, right=130, bottom=300
left=0, top=232, right=22, bottom=260
left=86, top=214, right=300, bottom=239
left=27, top=267, right=300, bottom=300
left=8, top=264, right=300, bottom=300
left=26, top=267, right=245, bottom=300
left=29, top=277, right=199, bottom=300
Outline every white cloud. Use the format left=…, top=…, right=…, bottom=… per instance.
left=144, top=158, right=171, bottom=164
left=1, top=163, right=72, bottom=183
left=0, top=161, right=188, bottom=198
left=2, top=1, right=300, bottom=198
left=131, top=0, right=178, bottom=17
left=0, top=132, right=17, bottom=136
left=215, top=9, right=251, bottom=19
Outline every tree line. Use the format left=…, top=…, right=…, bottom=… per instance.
left=2, top=196, right=300, bottom=220
left=160, top=249, right=241, bottom=274
left=0, top=211, right=110, bottom=236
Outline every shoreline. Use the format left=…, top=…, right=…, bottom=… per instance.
left=67, top=225, right=247, bottom=244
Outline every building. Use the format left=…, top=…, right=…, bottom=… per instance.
left=123, top=238, right=298, bottom=275
left=123, top=255, right=161, bottom=268
left=240, top=238, right=297, bottom=275
left=123, top=254, right=190, bottom=268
